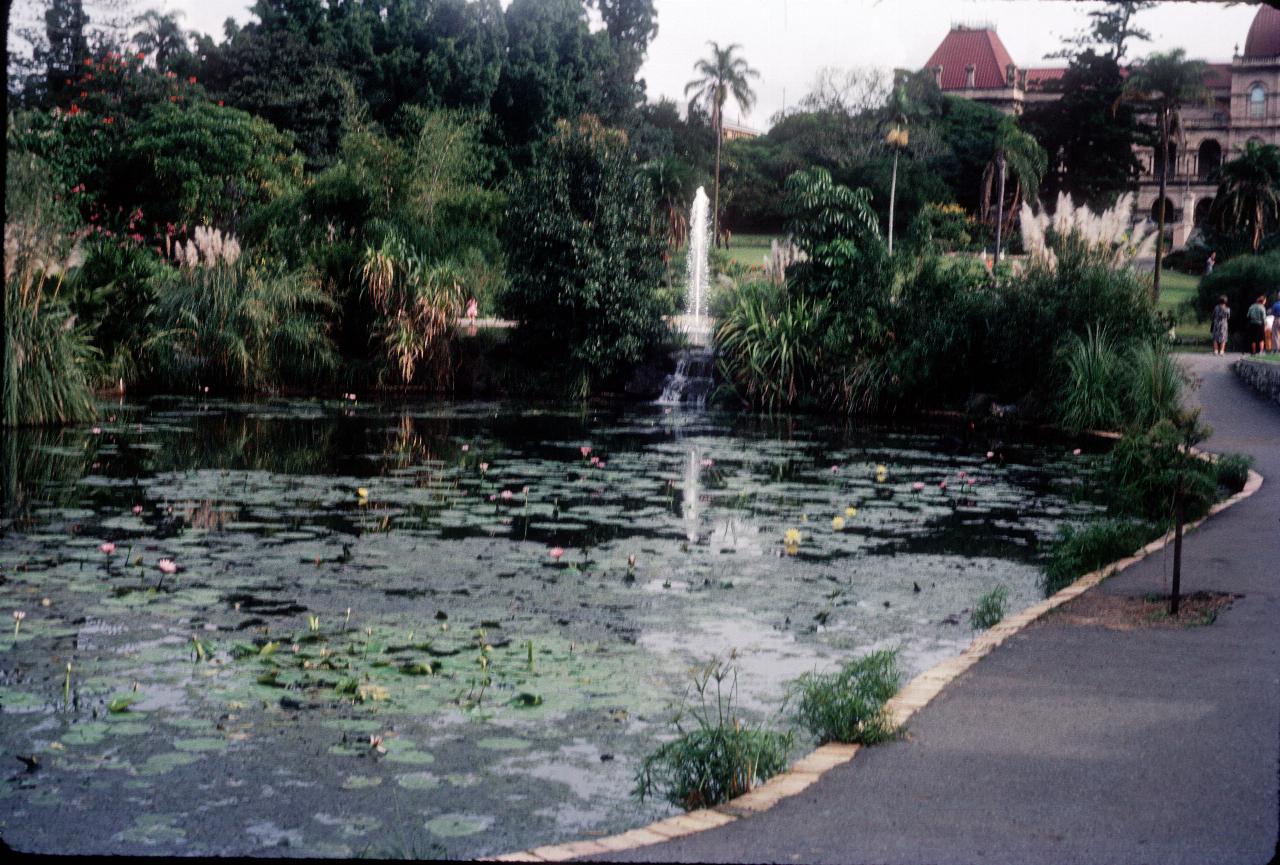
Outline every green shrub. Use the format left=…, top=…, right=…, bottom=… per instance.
left=1104, top=418, right=1217, bottom=525
left=1056, top=325, right=1123, bottom=433
left=971, top=586, right=1010, bottom=630
left=715, top=281, right=831, bottom=411
left=635, top=660, right=793, bottom=811
left=66, top=239, right=164, bottom=387
left=1122, top=341, right=1186, bottom=430
left=501, top=116, right=667, bottom=397
left=789, top=650, right=902, bottom=745
left=1215, top=454, right=1254, bottom=494
left=1043, top=519, right=1153, bottom=595
left=1197, top=252, right=1280, bottom=343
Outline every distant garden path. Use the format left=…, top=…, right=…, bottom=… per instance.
left=596, top=352, right=1279, bottom=865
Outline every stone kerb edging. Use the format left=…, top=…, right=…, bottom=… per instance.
left=483, top=465, right=1264, bottom=864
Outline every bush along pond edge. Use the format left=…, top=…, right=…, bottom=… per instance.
left=480, top=459, right=1265, bottom=864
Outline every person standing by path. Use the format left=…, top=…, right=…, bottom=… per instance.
left=1246, top=295, right=1267, bottom=355
left=1212, top=295, right=1231, bottom=356
left=1271, top=292, right=1280, bottom=354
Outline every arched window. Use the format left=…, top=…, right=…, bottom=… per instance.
left=1249, top=84, right=1266, bottom=119
left=1198, top=140, right=1222, bottom=181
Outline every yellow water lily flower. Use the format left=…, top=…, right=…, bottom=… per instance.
left=357, top=487, right=369, bottom=499
left=784, top=528, right=802, bottom=546
left=831, top=516, right=845, bottom=530
left=845, top=506, right=858, bottom=518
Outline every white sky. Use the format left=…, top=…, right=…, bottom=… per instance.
left=154, top=0, right=1262, bottom=128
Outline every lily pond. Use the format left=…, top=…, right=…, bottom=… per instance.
left=0, top=398, right=1105, bottom=857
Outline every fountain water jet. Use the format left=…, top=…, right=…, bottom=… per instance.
left=659, top=187, right=716, bottom=407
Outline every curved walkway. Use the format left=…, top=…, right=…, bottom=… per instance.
left=591, top=353, right=1280, bottom=865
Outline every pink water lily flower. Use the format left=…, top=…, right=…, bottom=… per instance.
left=957, top=471, right=966, bottom=479
left=157, top=559, right=177, bottom=574
left=91, top=427, right=102, bottom=435
left=479, top=462, right=489, bottom=473
left=500, top=490, right=513, bottom=501
left=1072, top=448, right=1082, bottom=456
left=132, top=505, right=143, bottom=515
left=831, top=465, right=840, bottom=473
left=99, top=542, right=116, bottom=555
left=985, top=451, right=995, bottom=459
left=580, top=446, right=592, bottom=457
left=912, top=482, right=925, bottom=491
left=549, top=547, right=565, bottom=561
left=939, top=480, right=948, bottom=490
left=461, top=444, right=470, bottom=452
left=701, top=458, right=714, bottom=468
left=966, top=478, right=976, bottom=486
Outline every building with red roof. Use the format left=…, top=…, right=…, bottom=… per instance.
left=922, top=6, right=1280, bottom=248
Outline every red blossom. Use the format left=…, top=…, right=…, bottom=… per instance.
left=170, top=96, right=178, bottom=102
left=84, top=58, right=93, bottom=66
left=187, top=76, right=197, bottom=84
left=136, top=52, right=146, bottom=61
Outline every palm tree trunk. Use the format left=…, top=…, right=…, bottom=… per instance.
left=1153, top=109, right=1169, bottom=304
left=888, top=149, right=899, bottom=256
left=1255, top=200, right=1264, bottom=252
left=994, top=153, right=1006, bottom=269
left=713, top=102, right=723, bottom=250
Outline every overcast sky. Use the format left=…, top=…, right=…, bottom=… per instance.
left=156, top=0, right=1260, bottom=128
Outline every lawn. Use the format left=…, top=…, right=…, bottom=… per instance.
left=1157, top=270, right=1210, bottom=345
left=722, top=233, right=775, bottom=270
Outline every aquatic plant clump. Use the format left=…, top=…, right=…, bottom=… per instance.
left=971, top=585, right=1010, bottom=630
left=789, top=649, right=902, bottom=745
left=635, top=660, right=794, bottom=810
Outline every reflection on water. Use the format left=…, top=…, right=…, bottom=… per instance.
left=0, top=397, right=1104, bottom=858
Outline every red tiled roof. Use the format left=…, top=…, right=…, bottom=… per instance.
left=1025, top=67, right=1066, bottom=91
left=1204, top=62, right=1232, bottom=92
left=1244, top=5, right=1280, bottom=58
left=925, top=26, right=1017, bottom=90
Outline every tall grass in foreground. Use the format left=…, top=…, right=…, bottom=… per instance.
left=971, top=586, right=1010, bottom=630
left=635, top=659, right=793, bottom=811
left=1057, top=324, right=1123, bottom=434
left=715, top=282, right=830, bottom=411
left=3, top=152, right=98, bottom=427
left=789, top=650, right=902, bottom=745
left=1043, top=519, right=1154, bottom=595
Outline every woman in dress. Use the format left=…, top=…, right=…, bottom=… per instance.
left=1211, top=295, right=1231, bottom=356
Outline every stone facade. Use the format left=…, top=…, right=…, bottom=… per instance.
left=923, top=7, right=1280, bottom=249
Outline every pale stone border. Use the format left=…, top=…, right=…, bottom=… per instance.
left=482, top=464, right=1264, bottom=863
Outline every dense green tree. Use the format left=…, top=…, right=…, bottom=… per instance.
left=1212, top=141, right=1280, bottom=253
left=685, top=42, right=759, bottom=246
left=491, top=0, right=609, bottom=159
left=1123, top=49, right=1210, bottom=301
left=501, top=115, right=666, bottom=395
left=1054, top=0, right=1155, bottom=62
left=122, top=99, right=304, bottom=232
left=589, top=0, right=658, bottom=125
left=1023, top=51, right=1144, bottom=211
left=41, top=0, right=90, bottom=104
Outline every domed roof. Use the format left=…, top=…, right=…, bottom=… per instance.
left=1244, top=5, right=1280, bottom=58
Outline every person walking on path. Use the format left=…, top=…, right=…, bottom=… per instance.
left=1246, top=294, right=1268, bottom=355
left=1205, top=250, right=1217, bottom=275
left=1212, top=295, right=1231, bottom=355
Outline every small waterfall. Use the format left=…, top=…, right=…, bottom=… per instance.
left=659, top=187, right=716, bottom=407
left=659, top=347, right=715, bottom=407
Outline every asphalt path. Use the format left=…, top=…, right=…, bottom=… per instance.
left=596, top=353, right=1279, bottom=865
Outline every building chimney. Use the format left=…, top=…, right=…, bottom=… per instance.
left=965, top=64, right=976, bottom=88
left=1018, top=69, right=1027, bottom=90
left=1006, top=64, right=1017, bottom=87
left=933, top=65, right=943, bottom=88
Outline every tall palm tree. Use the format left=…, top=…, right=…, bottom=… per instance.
left=132, top=8, right=189, bottom=72
left=1214, top=141, right=1280, bottom=253
left=1122, top=49, right=1209, bottom=301
left=981, top=117, right=1047, bottom=268
left=685, top=42, right=759, bottom=247
left=882, top=84, right=910, bottom=257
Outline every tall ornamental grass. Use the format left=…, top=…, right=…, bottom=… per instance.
left=148, top=228, right=337, bottom=392
left=3, top=152, right=98, bottom=427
